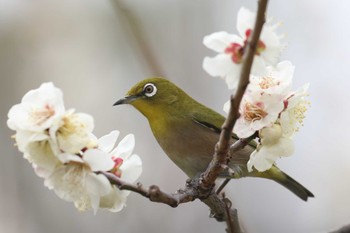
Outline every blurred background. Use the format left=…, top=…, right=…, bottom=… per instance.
left=1, top=0, right=349, bottom=232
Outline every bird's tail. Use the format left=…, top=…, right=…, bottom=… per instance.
left=252, top=166, right=314, bottom=201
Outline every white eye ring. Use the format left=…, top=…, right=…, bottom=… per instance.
left=143, top=83, right=157, bottom=97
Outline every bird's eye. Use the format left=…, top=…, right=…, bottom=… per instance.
left=143, top=83, right=157, bottom=97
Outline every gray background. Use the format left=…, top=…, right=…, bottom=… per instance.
left=0, top=0, right=349, bottom=233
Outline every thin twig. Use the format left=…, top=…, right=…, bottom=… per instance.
left=101, top=171, right=195, bottom=207
left=110, top=0, right=165, bottom=76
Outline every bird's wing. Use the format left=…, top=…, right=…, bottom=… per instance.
left=190, top=107, right=257, bottom=148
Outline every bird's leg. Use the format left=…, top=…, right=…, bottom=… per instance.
left=216, top=178, right=231, bottom=195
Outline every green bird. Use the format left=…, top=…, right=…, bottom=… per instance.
left=114, top=77, right=314, bottom=201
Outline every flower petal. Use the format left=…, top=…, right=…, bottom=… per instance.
left=83, top=149, right=114, bottom=171
left=237, top=7, right=255, bottom=38
left=100, top=186, right=129, bottom=212
left=120, top=154, right=143, bottom=183
left=110, top=134, right=135, bottom=160
left=57, top=153, right=84, bottom=164
left=203, top=54, right=234, bottom=77
left=85, top=173, right=112, bottom=214
left=7, top=82, right=65, bottom=132
left=248, top=147, right=278, bottom=172
left=233, top=117, right=256, bottom=138
left=203, top=31, right=243, bottom=53
left=224, top=65, right=242, bottom=90
left=98, top=130, right=120, bottom=153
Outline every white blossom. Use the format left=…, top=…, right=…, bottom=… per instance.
left=45, top=149, right=115, bottom=213
left=49, top=110, right=96, bottom=154
left=247, top=124, right=294, bottom=172
left=203, top=7, right=284, bottom=91
left=8, top=83, right=143, bottom=214
left=280, top=83, right=310, bottom=137
left=225, top=92, right=284, bottom=138
left=249, top=61, right=294, bottom=96
left=98, top=131, right=143, bottom=212
left=7, top=82, right=65, bottom=152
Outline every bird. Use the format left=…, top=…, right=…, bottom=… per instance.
left=114, top=77, right=314, bottom=201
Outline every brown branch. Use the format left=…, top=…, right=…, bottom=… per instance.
left=199, top=0, right=269, bottom=231
left=101, top=171, right=195, bottom=207
left=200, top=0, right=269, bottom=189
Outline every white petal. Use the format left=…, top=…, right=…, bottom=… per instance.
left=98, top=130, right=120, bottom=153
left=203, top=54, right=234, bottom=77
left=7, top=104, right=28, bottom=130
left=261, top=27, right=284, bottom=65
left=44, top=166, right=76, bottom=201
left=260, top=124, right=282, bottom=145
left=14, top=130, right=48, bottom=152
left=25, top=140, right=60, bottom=175
left=233, top=117, right=255, bottom=138
left=224, top=66, right=241, bottom=90
left=100, top=186, right=129, bottom=212
left=251, top=149, right=277, bottom=172
left=237, top=7, right=255, bottom=38
left=251, top=56, right=268, bottom=76
left=83, top=149, right=114, bottom=171
left=223, top=100, right=230, bottom=114
left=203, top=31, right=243, bottom=52
left=57, top=153, right=84, bottom=164
left=247, top=150, right=257, bottom=172
left=85, top=173, right=112, bottom=214
left=8, top=82, right=66, bottom=132
left=266, top=137, right=294, bottom=157
left=120, top=154, right=143, bottom=183
left=111, top=134, right=135, bottom=160
left=260, top=25, right=281, bottom=48
left=265, top=101, right=284, bottom=115
left=74, top=113, right=94, bottom=132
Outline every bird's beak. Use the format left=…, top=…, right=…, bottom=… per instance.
left=113, top=95, right=141, bottom=106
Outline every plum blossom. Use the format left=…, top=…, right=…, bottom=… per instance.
left=280, top=83, right=310, bottom=137
left=247, top=124, right=294, bottom=172
left=44, top=131, right=142, bottom=213
left=45, top=149, right=115, bottom=213
left=50, top=110, right=96, bottom=154
left=249, top=61, right=294, bottom=96
left=7, top=82, right=65, bottom=152
left=236, top=7, right=284, bottom=66
left=203, top=7, right=284, bottom=91
left=224, top=92, right=284, bottom=138
left=8, top=83, right=143, bottom=213
left=97, top=131, right=142, bottom=212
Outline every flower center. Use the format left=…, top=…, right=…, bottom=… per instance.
left=225, top=43, right=244, bottom=64
left=259, top=76, right=279, bottom=89
left=245, top=29, right=266, bottom=55
left=111, top=157, right=123, bottom=178
left=30, top=104, right=55, bottom=126
left=243, top=102, right=268, bottom=122
left=292, top=100, right=309, bottom=131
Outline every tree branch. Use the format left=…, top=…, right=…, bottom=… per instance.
left=200, top=0, right=269, bottom=189
left=198, top=2, right=269, bottom=231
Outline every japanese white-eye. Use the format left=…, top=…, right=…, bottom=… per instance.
left=114, top=78, right=314, bottom=201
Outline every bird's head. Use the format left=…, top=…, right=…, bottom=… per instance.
left=114, top=78, right=191, bottom=120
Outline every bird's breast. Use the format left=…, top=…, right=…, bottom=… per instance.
left=150, top=117, right=221, bottom=178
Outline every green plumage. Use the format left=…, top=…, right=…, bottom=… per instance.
left=115, top=78, right=314, bottom=201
